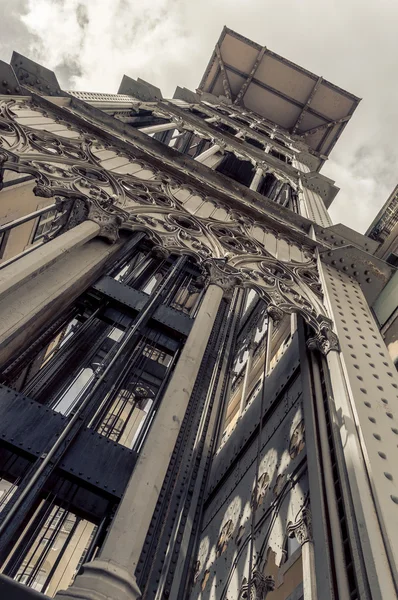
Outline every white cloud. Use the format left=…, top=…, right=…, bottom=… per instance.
left=0, top=0, right=397, bottom=233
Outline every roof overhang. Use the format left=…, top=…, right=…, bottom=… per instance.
left=199, top=27, right=361, bottom=161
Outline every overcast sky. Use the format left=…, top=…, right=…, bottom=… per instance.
left=1, top=0, right=397, bottom=233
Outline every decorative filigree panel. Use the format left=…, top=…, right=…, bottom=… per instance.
left=190, top=371, right=307, bottom=600
left=0, top=96, right=337, bottom=346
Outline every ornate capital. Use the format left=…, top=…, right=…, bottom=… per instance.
left=33, top=182, right=54, bottom=198
left=87, top=202, right=125, bottom=243
left=266, top=304, right=284, bottom=324
left=149, top=245, right=170, bottom=260
left=287, top=506, right=313, bottom=546
left=217, top=139, right=228, bottom=154
left=239, top=571, right=275, bottom=600
left=0, top=151, right=7, bottom=191
left=202, top=258, right=242, bottom=300
left=257, top=161, right=269, bottom=172
left=247, top=339, right=257, bottom=352
left=307, top=320, right=340, bottom=355
left=171, top=115, right=185, bottom=129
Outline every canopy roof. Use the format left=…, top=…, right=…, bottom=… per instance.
left=199, top=27, right=360, bottom=161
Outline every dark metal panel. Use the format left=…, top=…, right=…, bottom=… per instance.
left=118, top=75, right=162, bottom=100
left=93, top=276, right=193, bottom=336
left=60, top=427, right=137, bottom=498
left=0, top=574, right=49, bottom=600
left=0, top=61, right=22, bottom=97
left=141, top=359, right=167, bottom=382
left=11, top=51, right=66, bottom=97
left=0, top=385, right=66, bottom=455
left=0, top=386, right=137, bottom=500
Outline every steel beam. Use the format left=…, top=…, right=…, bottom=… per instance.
left=291, top=76, right=323, bottom=134
left=234, top=46, right=267, bottom=105
left=93, top=276, right=194, bottom=337
left=215, top=45, right=232, bottom=101
left=300, top=116, right=350, bottom=138
left=0, top=385, right=137, bottom=502
left=224, top=62, right=334, bottom=124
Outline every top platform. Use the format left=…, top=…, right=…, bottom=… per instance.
left=199, top=27, right=360, bottom=162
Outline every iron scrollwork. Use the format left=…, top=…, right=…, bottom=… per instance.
left=0, top=96, right=340, bottom=345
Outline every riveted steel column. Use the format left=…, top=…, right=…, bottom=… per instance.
left=0, top=227, right=134, bottom=369
left=297, top=317, right=334, bottom=600
left=320, top=262, right=398, bottom=599
left=0, top=220, right=100, bottom=300
left=287, top=507, right=317, bottom=600
left=250, top=166, right=264, bottom=192
left=138, top=122, right=178, bottom=134
left=55, top=281, right=227, bottom=600
left=195, top=144, right=221, bottom=163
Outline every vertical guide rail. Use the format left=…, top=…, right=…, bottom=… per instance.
left=154, top=288, right=244, bottom=600
left=247, top=307, right=270, bottom=600
left=174, top=288, right=246, bottom=600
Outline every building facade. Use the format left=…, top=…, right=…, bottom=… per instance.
left=0, top=26, right=397, bottom=600
left=366, top=186, right=398, bottom=368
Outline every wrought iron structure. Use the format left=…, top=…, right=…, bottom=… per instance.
left=0, top=26, right=397, bottom=600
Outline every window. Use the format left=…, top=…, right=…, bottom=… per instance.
left=269, top=148, right=292, bottom=164
left=258, top=172, right=279, bottom=198
left=143, top=344, right=172, bottom=366
left=285, top=534, right=300, bottom=558
left=0, top=230, right=8, bottom=259
left=245, top=136, right=264, bottom=150
left=32, top=209, right=57, bottom=243
left=101, top=413, right=124, bottom=440
left=17, top=566, right=47, bottom=590
left=386, top=252, right=398, bottom=267
left=216, top=153, right=255, bottom=187
left=215, top=122, right=237, bottom=135
left=246, top=378, right=262, bottom=407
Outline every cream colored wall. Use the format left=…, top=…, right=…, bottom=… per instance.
left=265, top=549, right=303, bottom=600
left=0, top=180, right=53, bottom=263
left=302, top=186, right=332, bottom=228
left=46, top=521, right=95, bottom=597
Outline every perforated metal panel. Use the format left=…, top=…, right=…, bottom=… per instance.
left=322, top=264, right=398, bottom=589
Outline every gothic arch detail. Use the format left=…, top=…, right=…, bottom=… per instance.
left=0, top=96, right=338, bottom=351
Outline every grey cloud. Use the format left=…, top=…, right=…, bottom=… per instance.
left=0, top=0, right=43, bottom=61
left=76, top=3, right=89, bottom=30
left=55, top=56, right=83, bottom=89
left=0, top=0, right=397, bottom=233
